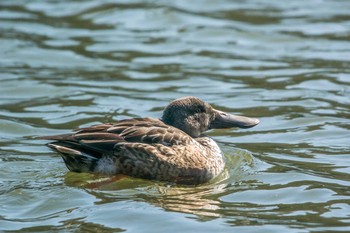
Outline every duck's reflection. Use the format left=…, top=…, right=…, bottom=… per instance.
left=64, top=150, right=255, bottom=218
left=64, top=169, right=229, bottom=217
left=150, top=181, right=228, bottom=217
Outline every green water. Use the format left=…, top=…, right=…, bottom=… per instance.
left=1, top=0, right=350, bottom=232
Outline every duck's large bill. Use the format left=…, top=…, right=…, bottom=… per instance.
left=210, top=109, right=260, bottom=129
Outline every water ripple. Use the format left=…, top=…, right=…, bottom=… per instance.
left=1, top=0, right=350, bottom=232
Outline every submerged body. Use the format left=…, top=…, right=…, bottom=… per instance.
left=41, top=97, right=259, bottom=184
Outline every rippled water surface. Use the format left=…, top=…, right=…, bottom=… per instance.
left=1, top=0, right=350, bottom=232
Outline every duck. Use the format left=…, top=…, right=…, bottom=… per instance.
left=40, top=96, right=259, bottom=185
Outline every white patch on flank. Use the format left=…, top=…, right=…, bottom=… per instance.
left=95, top=157, right=117, bottom=175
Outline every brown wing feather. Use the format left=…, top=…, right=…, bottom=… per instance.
left=41, top=117, right=194, bottom=155
left=118, top=126, right=193, bottom=146
left=107, top=118, right=168, bottom=133
left=113, top=118, right=193, bottom=146
left=74, top=123, right=114, bottom=133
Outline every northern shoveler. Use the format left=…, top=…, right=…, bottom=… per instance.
left=40, top=96, right=259, bottom=184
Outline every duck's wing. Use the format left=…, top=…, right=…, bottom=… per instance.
left=108, top=118, right=194, bottom=146
left=40, top=117, right=194, bottom=154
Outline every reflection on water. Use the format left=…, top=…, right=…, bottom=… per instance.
left=64, top=150, right=255, bottom=218
left=1, top=0, right=350, bottom=232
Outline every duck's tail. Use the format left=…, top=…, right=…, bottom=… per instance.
left=47, top=142, right=100, bottom=173
left=39, top=132, right=124, bottom=174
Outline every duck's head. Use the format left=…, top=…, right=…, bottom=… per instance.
left=161, top=96, right=259, bottom=137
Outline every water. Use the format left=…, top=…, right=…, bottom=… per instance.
left=1, top=0, right=350, bottom=232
